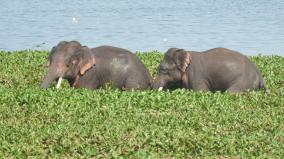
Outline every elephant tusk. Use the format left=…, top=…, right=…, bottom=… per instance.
left=56, top=77, right=63, bottom=89
left=158, top=87, right=163, bottom=91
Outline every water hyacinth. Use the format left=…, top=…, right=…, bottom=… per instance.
left=0, top=50, right=283, bottom=158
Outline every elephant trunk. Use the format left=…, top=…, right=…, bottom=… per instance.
left=41, top=71, right=59, bottom=89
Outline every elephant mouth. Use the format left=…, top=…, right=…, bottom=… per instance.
left=57, top=76, right=79, bottom=88
left=42, top=74, right=75, bottom=89
left=168, top=81, right=182, bottom=89
left=156, top=81, right=182, bottom=91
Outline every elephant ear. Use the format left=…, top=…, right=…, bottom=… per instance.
left=69, top=46, right=96, bottom=76
left=78, top=47, right=96, bottom=75
left=174, top=49, right=191, bottom=72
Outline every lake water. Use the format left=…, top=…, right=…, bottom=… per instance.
left=0, top=0, right=283, bottom=55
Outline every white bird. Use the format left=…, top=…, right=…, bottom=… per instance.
left=72, top=17, right=79, bottom=23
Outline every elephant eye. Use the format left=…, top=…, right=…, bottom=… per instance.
left=159, top=68, right=168, bottom=74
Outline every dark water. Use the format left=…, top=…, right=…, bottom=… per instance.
left=0, top=0, right=283, bottom=55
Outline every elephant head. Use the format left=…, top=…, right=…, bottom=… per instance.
left=152, top=48, right=191, bottom=90
left=41, top=41, right=96, bottom=88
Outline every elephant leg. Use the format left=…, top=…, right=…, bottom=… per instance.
left=227, top=86, right=242, bottom=93
left=124, top=78, right=143, bottom=90
left=227, top=76, right=256, bottom=93
left=227, top=82, right=248, bottom=93
left=191, top=82, right=210, bottom=91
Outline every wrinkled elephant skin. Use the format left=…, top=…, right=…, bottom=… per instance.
left=152, top=47, right=265, bottom=93
left=41, top=41, right=152, bottom=90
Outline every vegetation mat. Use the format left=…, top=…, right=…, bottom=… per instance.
left=0, top=50, right=283, bottom=158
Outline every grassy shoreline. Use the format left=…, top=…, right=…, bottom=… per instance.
left=0, top=50, right=283, bottom=158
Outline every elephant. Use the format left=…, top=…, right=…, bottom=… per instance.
left=41, top=41, right=152, bottom=90
left=152, top=47, right=265, bottom=92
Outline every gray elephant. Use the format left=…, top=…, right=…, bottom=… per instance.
left=152, top=47, right=265, bottom=92
left=41, top=41, right=152, bottom=90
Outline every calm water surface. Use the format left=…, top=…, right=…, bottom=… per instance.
left=0, top=0, right=283, bottom=55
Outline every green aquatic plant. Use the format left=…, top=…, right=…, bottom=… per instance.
left=0, top=50, right=283, bottom=158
